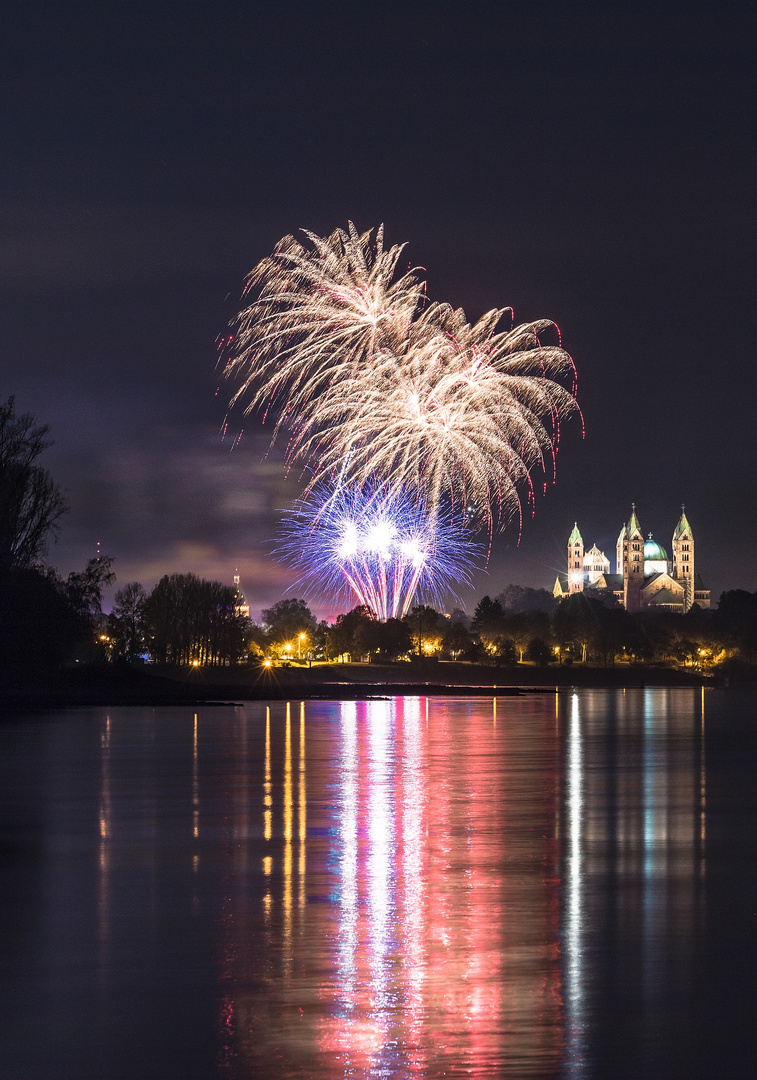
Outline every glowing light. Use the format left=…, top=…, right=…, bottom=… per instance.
left=278, top=481, right=482, bottom=619
left=264, top=706, right=272, bottom=841
left=565, top=692, right=586, bottom=1070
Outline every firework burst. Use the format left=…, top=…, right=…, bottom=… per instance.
left=278, top=482, right=481, bottom=619
left=223, top=223, right=578, bottom=533
left=222, top=223, right=579, bottom=609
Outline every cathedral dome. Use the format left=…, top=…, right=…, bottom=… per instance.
left=644, top=537, right=668, bottom=562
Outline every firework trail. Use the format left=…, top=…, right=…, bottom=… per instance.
left=223, top=222, right=578, bottom=533
left=278, top=482, right=481, bottom=619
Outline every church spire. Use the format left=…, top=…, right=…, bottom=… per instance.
left=674, top=505, right=693, bottom=540
left=672, top=506, right=694, bottom=611
left=567, top=522, right=584, bottom=594
left=627, top=504, right=643, bottom=540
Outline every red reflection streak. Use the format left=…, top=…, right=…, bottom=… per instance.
left=398, top=697, right=428, bottom=1073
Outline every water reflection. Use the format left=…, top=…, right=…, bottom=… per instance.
left=0, top=689, right=715, bottom=1080
left=562, top=687, right=707, bottom=1078
left=564, top=693, right=584, bottom=1075
left=212, top=697, right=567, bottom=1077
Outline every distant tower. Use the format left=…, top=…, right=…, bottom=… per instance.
left=621, top=505, right=645, bottom=611
left=568, top=523, right=584, bottom=592
left=232, top=568, right=250, bottom=618
left=671, top=507, right=695, bottom=612
left=616, top=523, right=626, bottom=575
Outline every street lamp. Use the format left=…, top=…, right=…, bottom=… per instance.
left=299, top=632, right=306, bottom=659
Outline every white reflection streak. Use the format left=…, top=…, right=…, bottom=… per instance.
left=643, top=689, right=668, bottom=874
left=339, top=702, right=359, bottom=994
left=565, top=692, right=585, bottom=1074
left=642, top=689, right=666, bottom=994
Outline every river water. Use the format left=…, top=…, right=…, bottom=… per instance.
left=2, top=688, right=757, bottom=1079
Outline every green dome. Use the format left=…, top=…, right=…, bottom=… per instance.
left=644, top=537, right=668, bottom=562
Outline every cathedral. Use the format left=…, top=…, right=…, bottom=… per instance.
left=553, top=507, right=710, bottom=612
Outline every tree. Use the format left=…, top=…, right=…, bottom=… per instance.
left=497, top=584, right=555, bottom=615
left=311, top=619, right=330, bottom=661
left=471, top=596, right=506, bottom=658
left=403, top=605, right=444, bottom=657
left=471, top=596, right=505, bottom=634
left=354, top=616, right=413, bottom=660
left=65, top=556, right=116, bottom=626
left=107, top=581, right=147, bottom=661
left=442, top=620, right=472, bottom=659
left=0, top=567, right=83, bottom=669
left=525, top=636, right=552, bottom=664
left=552, top=593, right=607, bottom=663
left=0, top=397, right=68, bottom=571
left=501, top=613, right=531, bottom=662
left=260, top=598, right=317, bottom=647
left=143, top=573, right=249, bottom=665
left=717, top=590, right=757, bottom=660
left=326, top=605, right=375, bottom=659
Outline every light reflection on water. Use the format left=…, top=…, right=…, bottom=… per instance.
left=0, top=689, right=720, bottom=1079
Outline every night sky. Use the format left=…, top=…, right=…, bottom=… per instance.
left=3, top=1, right=756, bottom=618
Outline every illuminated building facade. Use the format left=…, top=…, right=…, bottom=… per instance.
left=554, top=507, right=710, bottom=612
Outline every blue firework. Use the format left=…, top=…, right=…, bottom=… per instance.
left=278, top=482, right=481, bottom=619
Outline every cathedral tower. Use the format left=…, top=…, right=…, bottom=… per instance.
left=671, top=507, right=694, bottom=612
left=621, top=505, right=645, bottom=611
left=568, top=523, right=584, bottom=592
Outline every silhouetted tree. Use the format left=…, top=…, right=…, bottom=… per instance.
left=65, top=556, right=116, bottom=627
left=442, top=619, right=472, bottom=659
left=525, top=636, right=552, bottom=664
left=0, top=567, right=83, bottom=669
left=471, top=596, right=507, bottom=658
left=497, top=584, right=555, bottom=615
left=260, top=598, right=317, bottom=647
left=472, top=595, right=505, bottom=633
left=144, top=573, right=248, bottom=665
left=717, top=590, right=757, bottom=660
left=0, top=397, right=67, bottom=571
left=326, top=605, right=375, bottom=659
left=107, top=581, right=147, bottom=661
left=354, top=616, right=413, bottom=660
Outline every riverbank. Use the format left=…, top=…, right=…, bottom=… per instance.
left=1, top=657, right=743, bottom=711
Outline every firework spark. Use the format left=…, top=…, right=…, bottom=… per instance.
left=278, top=483, right=481, bottom=619
left=223, top=223, right=578, bottom=533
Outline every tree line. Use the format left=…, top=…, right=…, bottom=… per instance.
left=3, top=396, right=757, bottom=671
